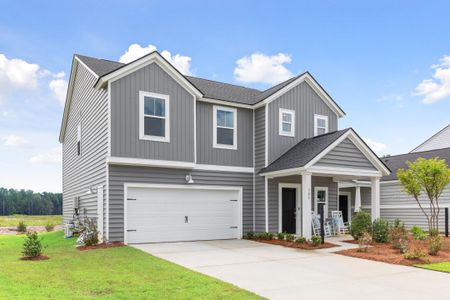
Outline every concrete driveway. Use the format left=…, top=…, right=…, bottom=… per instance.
left=133, top=239, right=450, bottom=300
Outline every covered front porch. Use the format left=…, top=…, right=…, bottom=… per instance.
left=259, top=128, right=390, bottom=238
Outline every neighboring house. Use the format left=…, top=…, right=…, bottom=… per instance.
left=60, top=51, right=390, bottom=244
left=339, top=124, right=450, bottom=231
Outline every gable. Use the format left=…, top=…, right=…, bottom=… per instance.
left=411, top=125, right=450, bottom=152
left=314, top=138, right=377, bottom=170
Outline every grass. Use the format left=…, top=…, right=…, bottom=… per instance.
left=0, top=231, right=261, bottom=300
left=0, top=215, right=62, bottom=227
left=417, top=262, right=450, bottom=273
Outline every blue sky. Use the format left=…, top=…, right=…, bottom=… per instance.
left=0, top=0, right=449, bottom=192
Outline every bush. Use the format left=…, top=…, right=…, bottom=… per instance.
left=255, top=232, right=275, bottom=240
left=17, top=221, right=27, bottom=233
left=429, top=229, right=439, bottom=237
left=45, top=223, right=55, bottom=232
left=389, top=219, right=408, bottom=250
left=285, top=233, right=295, bottom=242
left=295, top=237, right=306, bottom=244
left=403, top=248, right=426, bottom=260
left=277, top=232, right=285, bottom=240
left=350, top=211, right=372, bottom=240
left=244, top=232, right=255, bottom=239
left=357, top=231, right=372, bottom=252
left=76, top=217, right=99, bottom=247
left=428, top=235, right=443, bottom=256
left=399, top=239, right=409, bottom=254
left=410, top=225, right=427, bottom=241
left=311, top=235, right=321, bottom=246
left=372, top=219, right=389, bottom=243
left=22, top=231, right=43, bottom=258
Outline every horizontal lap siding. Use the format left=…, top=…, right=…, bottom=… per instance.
left=108, top=165, right=253, bottom=241
left=254, top=107, right=266, bottom=232
left=62, top=63, right=108, bottom=230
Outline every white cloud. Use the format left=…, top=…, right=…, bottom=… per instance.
left=363, top=137, right=387, bottom=153
left=49, top=78, right=68, bottom=105
left=119, top=43, right=193, bottom=75
left=234, top=52, right=293, bottom=85
left=1, top=134, right=28, bottom=147
left=414, top=55, right=450, bottom=104
left=376, top=94, right=403, bottom=102
left=0, top=54, right=40, bottom=96
left=29, top=147, right=62, bottom=164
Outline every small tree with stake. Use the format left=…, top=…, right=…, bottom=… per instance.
left=397, top=157, right=450, bottom=235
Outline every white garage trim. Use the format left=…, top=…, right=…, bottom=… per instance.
left=123, top=183, right=243, bottom=244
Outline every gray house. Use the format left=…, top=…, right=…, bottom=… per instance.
left=60, top=51, right=390, bottom=244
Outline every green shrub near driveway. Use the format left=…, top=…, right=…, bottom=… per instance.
left=410, top=225, right=427, bottom=240
left=310, top=235, right=321, bottom=246
left=295, top=237, right=306, bottom=244
left=372, top=219, right=389, bottom=243
left=22, top=231, right=43, bottom=258
left=277, top=232, right=285, bottom=240
left=428, top=236, right=443, bottom=256
left=350, top=211, right=372, bottom=240
left=285, top=233, right=295, bottom=242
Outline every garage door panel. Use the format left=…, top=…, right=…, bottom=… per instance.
left=126, top=186, right=240, bottom=243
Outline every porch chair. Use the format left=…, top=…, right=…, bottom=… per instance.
left=331, top=211, right=349, bottom=235
left=311, top=213, right=332, bottom=237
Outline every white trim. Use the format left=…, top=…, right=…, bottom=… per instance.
left=278, top=183, right=301, bottom=234
left=193, top=95, right=197, bottom=164
left=107, top=156, right=195, bottom=169
left=200, top=97, right=254, bottom=109
left=338, top=191, right=352, bottom=222
left=252, top=109, right=256, bottom=232
left=308, top=166, right=382, bottom=177
left=213, top=105, right=237, bottom=150
left=265, top=177, right=269, bottom=232
left=97, top=185, right=104, bottom=243
left=139, top=91, right=170, bottom=143
left=379, top=204, right=450, bottom=209
left=194, top=164, right=254, bottom=173
left=314, top=114, right=328, bottom=136
left=105, top=80, right=111, bottom=241
left=279, top=108, right=295, bottom=137
left=265, top=104, right=269, bottom=166
left=314, top=186, right=329, bottom=218
left=123, top=183, right=243, bottom=244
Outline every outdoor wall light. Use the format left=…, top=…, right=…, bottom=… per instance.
left=85, top=186, right=98, bottom=195
left=185, top=174, right=194, bottom=184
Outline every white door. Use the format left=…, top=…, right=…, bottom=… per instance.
left=126, top=186, right=241, bottom=243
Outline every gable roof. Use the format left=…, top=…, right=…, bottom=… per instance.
left=381, top=147, right=450, bottom=181
left=75, top=54, right=124, bottom=77
left=410, top=124, right=450, bottom=153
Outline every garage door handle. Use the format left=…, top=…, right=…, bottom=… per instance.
left=127, top=229, right=136, bottom=232
left=185, top=216, right=188, bottom=223
left=230, top=226, right=238, bottom=229
left=127, top=198, right=136, bottom=201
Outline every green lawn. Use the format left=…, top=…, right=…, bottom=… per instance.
left=0, top=214, right=62, bottom=227
left=417, top=262, right=450, bottom=273
left=0, top=232, right=261, bottom=300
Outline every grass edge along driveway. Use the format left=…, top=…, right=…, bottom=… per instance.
left=416, top=261, right=450, bottom=273
left=0, top=231, right=261, bottom=300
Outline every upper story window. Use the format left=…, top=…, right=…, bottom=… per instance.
left=314, top=114, right=328, bottom=136
left=139, top=91, right=170, bottom=143
left=279, top=108, right=295, bottom=137
left=213, top=105, right=237, bottom=150
left=77, top=124, right=82, bottom=156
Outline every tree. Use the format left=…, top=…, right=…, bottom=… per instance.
left=397, top=157, right=450, bottom=235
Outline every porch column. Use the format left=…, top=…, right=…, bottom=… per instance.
left=301, top=172, right=312, bottom=238
left=371, top=177, right=380, bottom=221
left=354, top=185, right=361, bottom=212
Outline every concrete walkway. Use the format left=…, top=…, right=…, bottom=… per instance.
left=133, top=239, right=450, bottom=300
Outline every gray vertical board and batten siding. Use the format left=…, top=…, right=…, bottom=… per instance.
left=315, top=138, right=377, bottom=170
left=254, top=107, right=266, bottom=232
left=196, top=101, right=253, bottom=167
left=110, top=62, right=195, bottom=162
left=267, top=81, right=338, bottom=164
left=62, top=62, right=108, bottom=225
left=108, top=165, right=254, bottom=241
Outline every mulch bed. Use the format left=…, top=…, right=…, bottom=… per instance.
left=20, top=255, right=49, bottom=261
left=336, top=236, right=450, bottom=266
left=251, top=239, right=338, bottom=250
left=77, top=242, right=124, bottom=251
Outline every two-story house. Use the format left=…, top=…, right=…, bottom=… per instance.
left=60, top=51, right=390, bottom=244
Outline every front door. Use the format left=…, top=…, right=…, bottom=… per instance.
left=282, top=188, right=296, bottom=233
left=339, top=195, right=349, bottom=223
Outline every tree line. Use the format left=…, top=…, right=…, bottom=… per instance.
left=0, top=188, right=62, bottom=216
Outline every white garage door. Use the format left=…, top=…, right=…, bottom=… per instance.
left=125, top=185, right=241, bottom=243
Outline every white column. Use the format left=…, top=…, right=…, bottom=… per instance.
left=265, top=177, right=269, bottom=232
left=354, top=185, right=361, bottom=213
left=371, top=177, right=380, bottom=221
left=301, top=172, right=312, bottom=238
left=97, top=185, right=104, bottom=243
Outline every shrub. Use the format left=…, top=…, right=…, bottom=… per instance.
left=285, top=233, right=295, bottom=242
left=295, top=237, right=306, bottom=244
left=350, top=211, right=372, bottom=240
left=357, top=231, right=372, bottom=252
left=389, top=219, right=408, bottom=250
left=428, top=235, right=443, bottom=256
left=410, top=225, right=427, bottom=241
left=45, top=223, right=55, bottom=232
left=255, top=232, right=275, bottom=240
left=277, top=232, right=285, bottom=240
left=244, top=232, right=255, bottom=239
left=17, top=221, right=27, bottom=233
left=76, top=217, right=99, bottom=247
left=403, top=248, right=426, bottom=260
left=311, top=235, right=321, bottom=246
left=372, top=219, right=389, bottom=243
left=429, top=229, right=439, bottom=237
left=22, top=231, right=43, bottom=258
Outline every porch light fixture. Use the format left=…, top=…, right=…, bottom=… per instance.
left=85, top=186, right=98, bottom=195
left=185, top=174, right=194, bottom=184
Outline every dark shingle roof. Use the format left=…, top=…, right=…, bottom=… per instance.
left=381, top=147, right=450, bottom=181
left=260, top=129, right=352, bottom=174
left=75, top=54, right=124, bottom=77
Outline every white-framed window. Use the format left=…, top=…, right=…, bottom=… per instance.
left=213, top=105, right=237, bottom=150
left=314, top=114, right=328, bottom=136
left=314, top=186, right=328, bottom=218
left=279, top=108, right=295, bottom=137
left=139, top=91, right=170, bottom=142
left=77, top=124, right=82, bottom=156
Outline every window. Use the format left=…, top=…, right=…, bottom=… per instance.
left=279, top=109, right=295, bottom=137
left=314, top=187, right=328, bottom=218
left=213, top=105, right=237, bottom=150
left=77, top=124, right=81, bottom=156
left=139, top=91, right=170, bottom=142
left=314, top=114, right=328, bottom=136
